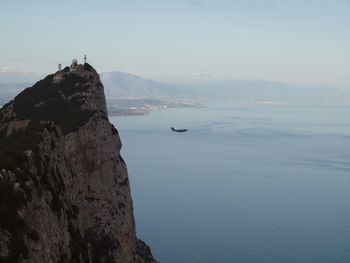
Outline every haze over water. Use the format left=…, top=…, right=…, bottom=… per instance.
left=111, top=104, right=350, bottom=263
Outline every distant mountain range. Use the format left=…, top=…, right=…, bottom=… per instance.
left=100, top=71, right=350, bottom=105
left=1, top=70, right=350, bottom=106
left=178, top=80, right=350, bottom=104
left=100, top=71, right=186, bottom=99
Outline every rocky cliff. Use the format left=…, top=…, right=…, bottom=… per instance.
left=0, top=63, right=156, bottom=263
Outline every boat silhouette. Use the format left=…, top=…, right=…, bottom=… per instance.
left=171, top=127, right=188, bottom=133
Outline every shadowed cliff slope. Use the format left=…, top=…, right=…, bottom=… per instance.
left=0, top=63, right=156, bottom=263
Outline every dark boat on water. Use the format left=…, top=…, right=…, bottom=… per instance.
left=171, top=127, right=188, bottom=133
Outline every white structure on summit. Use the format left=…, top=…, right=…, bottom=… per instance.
left=71, top=59, right=78, bottom=70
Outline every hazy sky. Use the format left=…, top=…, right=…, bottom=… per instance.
left=0, top=0, right=349, bottom=87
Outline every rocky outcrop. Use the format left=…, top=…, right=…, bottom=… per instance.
left=0, top=63, right=156, bottom=263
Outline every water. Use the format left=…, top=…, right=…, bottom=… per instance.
left=110, top=104, right=350, bottom=263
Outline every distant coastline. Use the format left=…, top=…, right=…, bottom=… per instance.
left=107, top=98, right=201, bottom=116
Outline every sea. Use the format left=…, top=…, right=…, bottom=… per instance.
left=110, top=104, right=350, bottom=263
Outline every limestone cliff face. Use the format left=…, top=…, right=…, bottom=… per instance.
left=0, top=64, right=156, bottom=263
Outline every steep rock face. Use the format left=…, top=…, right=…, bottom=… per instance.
left=0, top=64, right=156, bottom=263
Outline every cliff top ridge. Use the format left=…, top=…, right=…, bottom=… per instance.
left=0, top=63, right=107, bottom=135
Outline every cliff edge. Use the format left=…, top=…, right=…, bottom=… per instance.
left=0, top=63, right=156, bottom=263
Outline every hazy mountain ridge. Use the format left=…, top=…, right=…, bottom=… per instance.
left=2, top=71, right=350, bottom=108
left=100, top=71, right=189, bottom=99
left=101, top=72, right=350, bottom=105
left=180, top=80, right=350, bottom=104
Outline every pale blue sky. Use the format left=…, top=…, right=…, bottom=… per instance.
left=0, top=0, right=349, bottom=87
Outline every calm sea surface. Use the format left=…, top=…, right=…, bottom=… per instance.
left=110, top=104, right=350, bottom=263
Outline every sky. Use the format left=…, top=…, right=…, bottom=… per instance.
left=0, top=0, right=349, bottom=88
